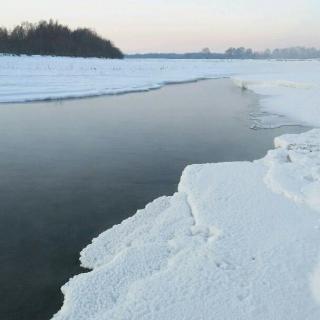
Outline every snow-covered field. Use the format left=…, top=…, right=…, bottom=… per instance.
left=2, top=56, right=318, bottom=319
left=1, top=56, right=320, bottom=128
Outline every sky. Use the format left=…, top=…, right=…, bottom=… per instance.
left=1, top=0, right=320, bottom=53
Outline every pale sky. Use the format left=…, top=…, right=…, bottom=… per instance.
left=1, top=0, right=320, bottom=53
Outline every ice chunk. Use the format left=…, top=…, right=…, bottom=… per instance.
left=263, top=129, right=320, bottom=211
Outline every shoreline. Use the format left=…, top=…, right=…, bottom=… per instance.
left=0, top=77, right=221, bottom=105
left=1, top=57, right=319, bottom=319
left=51, top=71, right=320, bottom=319
left=2, top=77, right=300, bottom=320
left=1, top=57, right=319, bottom=130
left=53, top=128, right=320, bottom=320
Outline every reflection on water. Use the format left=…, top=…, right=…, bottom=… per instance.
left=0, top=79, right=306, bottom=320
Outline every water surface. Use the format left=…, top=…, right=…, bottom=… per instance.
left=0, top=79, right=306, bottom=320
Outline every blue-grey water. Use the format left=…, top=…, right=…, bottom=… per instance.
left=0, top=79, right=306, bottom=320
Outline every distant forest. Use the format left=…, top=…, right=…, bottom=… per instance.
left=1, top=21, right=318, bottom=61
left=0, top=20, right=123, bottom=59
left=128, top=47, right=320, bottom=60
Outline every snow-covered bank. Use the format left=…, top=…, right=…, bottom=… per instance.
left=0, top=56, right=230, bottom=103
left=233, top=74, right=320, bottom=128
left=52, top=129, right=320, bottom=320
left=1, top=56, right=320, bottom=128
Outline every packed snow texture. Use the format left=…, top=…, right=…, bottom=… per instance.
left=264, top=130, right=320, bottom=211
left=52, top=129, right=320, bottom=320
left=1, top=56, right=320, bottom=128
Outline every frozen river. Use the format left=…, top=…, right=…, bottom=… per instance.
left=0, top=79, right=305, bottom=320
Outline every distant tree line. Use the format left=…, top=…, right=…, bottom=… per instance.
left=127, top=52, right=225, bottom=59
left=128, top=46, right=320, bottom=60
left=0, top=20, right=123, bottom=59
left=224, top=47, right=320, bottom=59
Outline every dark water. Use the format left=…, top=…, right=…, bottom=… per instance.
left=0, top=79, right=306, bottom=320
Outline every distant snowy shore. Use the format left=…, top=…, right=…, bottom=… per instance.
left=1, top=56, right=320, bottom=128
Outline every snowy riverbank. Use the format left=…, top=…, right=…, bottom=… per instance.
left=41, top=59, right=320, bottom=319
left=52, top=129, right=320, bottom=320
left=1, top=56, right=320, bottom=128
